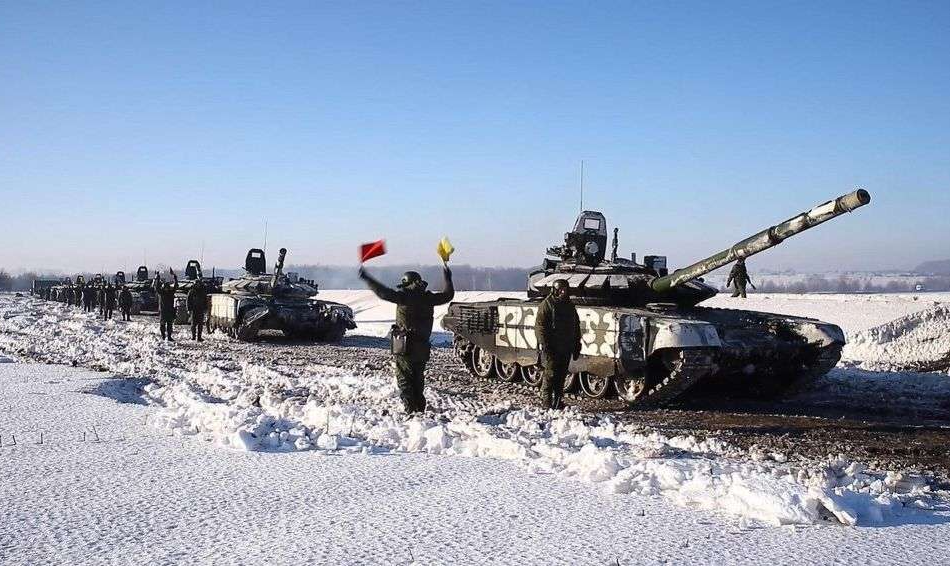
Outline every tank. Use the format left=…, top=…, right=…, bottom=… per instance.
left=172, top=260, right=224, bottom=324
left=208, top=248, right=356, bottom=341
left=443, top=190, right=871, bottom=406
left=125, top=265, right=157, bottom=313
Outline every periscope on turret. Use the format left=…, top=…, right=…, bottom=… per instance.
left=442, top=190, right=870, bottom=407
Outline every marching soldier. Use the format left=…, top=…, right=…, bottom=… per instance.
left=118, top=285, right=133, bottom=321
left=156, top=270, right=178, bottom=341
left=186, top=279, right=208, bottom=341
left=534, top=279, right=582, bottom=410
left=358, top=266, right=454, bottom=414
left=727, top=258, right=755, bottom=298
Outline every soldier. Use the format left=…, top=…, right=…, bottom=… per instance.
left=103, top=283, right=117, bottom=320
left=118, top=285, right=133, bottom=321
left=186, top=279, right=208, bottom=341
left=359, top=266, right=454, bottom=414
left=156, top=270, right=179, bottom=341
left=534, top=279, right=582, bottom=410
left=98, top=285, right=107, bottom=319
left=64, top=285, right=74, bottom=307
left=82, top=284, right=94, bottom=312
left=726, top=258, right=755, bottom=298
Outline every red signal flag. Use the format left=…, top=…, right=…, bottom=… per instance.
left=359, top=240, right=386, bottom=263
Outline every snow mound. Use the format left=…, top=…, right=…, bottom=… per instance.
left=844, top=305, right=950, bottom=373
left=0, top=294, right=943, bottom=527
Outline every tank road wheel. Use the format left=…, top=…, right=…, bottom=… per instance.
left=471, top=347, right=497, bottom=379
left=579, top=373, right=612, bottom=399
left=494, top=359, right=521, bottom=383
left=521, top=365, right=542, bottom=387
left=563, top=372, right=580, bottom=393
left=316, top=322, right=346, bottom=343
left=614, top=376, right=647, bottom=402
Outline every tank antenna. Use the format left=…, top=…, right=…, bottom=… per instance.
left=200, top=241, right=205, bottom=264
left=262, top=218, right=268, bottom=257
left=579, top=160, right=585, bottom=212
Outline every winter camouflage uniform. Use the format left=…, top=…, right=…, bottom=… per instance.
left=534, top=281, right=581, bottom=410
left=359, top=267, right=454, bottom=414
left=727, top=259, right=752, bottom=298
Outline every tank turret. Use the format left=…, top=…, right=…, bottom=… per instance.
left=529, top=189, right=871, bottom=307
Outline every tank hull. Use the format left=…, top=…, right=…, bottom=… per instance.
left=442, top=299, right=844, bottom=406
left=208, top=293, right=356, bottom=342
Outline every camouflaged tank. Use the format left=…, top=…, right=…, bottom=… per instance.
left=125, top=266, right=157, bottom=313
left=209, top=248, right=356, bottom=342
left=443, top=190, right=871, bottom=407
left=172, top=260, right=223, bottom=324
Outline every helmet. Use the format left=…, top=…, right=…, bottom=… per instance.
left=397, top=271, right=426, bottom=289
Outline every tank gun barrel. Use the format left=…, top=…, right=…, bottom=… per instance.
left=651, top=189, right=871, bottom=292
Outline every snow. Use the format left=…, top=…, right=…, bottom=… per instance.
left=0, top=294, right=947, bottom=534
left=2, top=362, right=950, bottom=565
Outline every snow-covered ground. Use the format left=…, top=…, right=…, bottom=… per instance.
left=2, top=362, right=949, bottom=566
left=2, top=292, right=950, bottom=564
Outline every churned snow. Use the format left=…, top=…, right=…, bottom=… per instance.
left=1, top=293, right=947, bottom=535
left=2, top=362, right=950, bottom=565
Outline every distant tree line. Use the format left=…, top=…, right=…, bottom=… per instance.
left=753, top=275, right=950, bottom=294
left=287, top=264, right=533, bottom=291
left=5, top=265, right=950, bottom=294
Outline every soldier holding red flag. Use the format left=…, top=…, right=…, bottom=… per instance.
left=358, top=239, right=455, bottom=414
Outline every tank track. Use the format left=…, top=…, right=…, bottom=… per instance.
left=448, top=339, right=718, bottom=408
left=635, top=349, right=718, bottom=407
left=781, top=344, right=843, bottom=394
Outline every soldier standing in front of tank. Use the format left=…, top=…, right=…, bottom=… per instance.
left=118, top=285, right=133, bottom=321
left=156, top=270, right=179, bottom=341
left=82, top=284, right=94, bottom=312
left=186, top=279, right=208, bottom=342
left=358, top=266, right=454, bottom=414
left=535, top=279, right=582, bottom=411
left=103, top=282, right=117, bottom=320
left=727, top=258, right=755, bottom=298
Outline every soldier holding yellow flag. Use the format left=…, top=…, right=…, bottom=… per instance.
left=358, top=237, right=456, bottom=414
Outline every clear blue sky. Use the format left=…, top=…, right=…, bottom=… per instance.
left=2, top=1, right=948, bottom=274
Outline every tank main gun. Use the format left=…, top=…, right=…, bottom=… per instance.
left=651, top=189, right=871, bottom=293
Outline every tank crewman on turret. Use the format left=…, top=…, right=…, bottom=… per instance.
left=358, top=266, right=454, bottom=414
left=726, top=258, right=755, bottom=298
left=186, top=279, right=208, bottom=342
left=103, top=283, right=117, bottom=320
left=118, top=285, right=133, bottom=321
left=534, top=279, right=582, bottom=410
left=156, top=270, right=179, bottom=341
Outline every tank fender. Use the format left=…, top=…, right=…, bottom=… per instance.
left=793, top=321, right=845, bottom=347
left=647, top=318, right=721, bottom=354
left=242, top=305, right=272, bottom=326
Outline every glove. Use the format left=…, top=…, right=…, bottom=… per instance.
left=443, top=266, right=452, bottom=279
left=358, top=266, right=368, bottom=279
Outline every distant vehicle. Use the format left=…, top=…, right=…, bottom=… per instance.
left=31, top=279, right=60, bottom=297
left=915, top=283, right=925, bottom=292
left=126, top=266, right=158, bottom=313
left=209, top=248, right=355, bottom=342
left=172, top=260, right=223, bottom=324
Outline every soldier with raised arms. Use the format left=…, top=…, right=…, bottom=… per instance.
left=155, top=269, right=179, bottom=341
left=534, top=279, right=582, bottom=410
left=358, top=265, right=454, bottom=414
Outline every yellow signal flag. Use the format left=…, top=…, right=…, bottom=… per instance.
left=436, top=237, right=455, bottom=263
